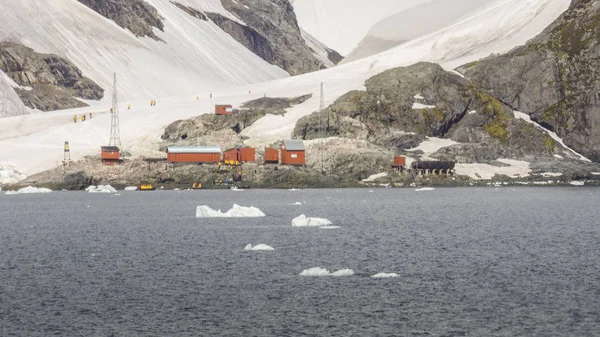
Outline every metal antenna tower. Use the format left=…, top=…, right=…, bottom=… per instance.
left=319, top=82, right=325, bottom=172
left=109, top=73, right=122, bottom=148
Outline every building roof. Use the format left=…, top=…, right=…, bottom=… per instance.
left=283, top=139, right=305, bottom=151
left=167, top=146, right=221, bottom=154
left=101, top=146, right=120, bottom=152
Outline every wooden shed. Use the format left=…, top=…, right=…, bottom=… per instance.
left=215, top=105, right=233, bottom=115
left=100, top=146, right=121, bottom=165
left=224, top=147, right=256, bottom=163
left=264, top=147, right=279, bottom=164
left=280, top=140, right=305, bottom=166
left=393, top=156, right=406, bottom=168
left=167, top=146, right=221, bottom=164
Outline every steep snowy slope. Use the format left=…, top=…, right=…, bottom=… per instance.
left=0, top=70, right=27, bottom=117
left=0, top=0, right=287, bottom=102
left=342, top=0, right=492, bottom=63
left=292, top=0, right=434, bottom=55
left=0, top=0, right=570, bottom=179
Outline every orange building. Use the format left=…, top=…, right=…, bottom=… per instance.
left=280, top=140, right=305, bottom=166
left=100, top=146, right=121, bottom=165
left=215, top=105, right=233, bottom=115
left=264, top=147, right=279, bottom=164
left=393, top=156, right=406, bottom=168
left=223, top=148, right=256, bottom=163
left=167, top=146, right=221, bottom=164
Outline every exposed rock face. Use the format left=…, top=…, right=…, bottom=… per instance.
left=294, top=62, right=568, bottom=162
left=0, top=42, right=104, bottom=111
left=77, top=0, right=164, bottom=40
left=161, top=94, right=311, bottom=148
left=172, top=0, right=340, bottom=75
left=458, top=0, right=600, bottom=162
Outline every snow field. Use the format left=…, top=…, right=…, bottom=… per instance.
left=196, top=204, right=266, bottom=218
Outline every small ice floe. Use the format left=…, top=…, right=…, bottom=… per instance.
left=368, top=190, right=374, bottom=193
left=86, top=185, right=117, bottom=193
left=299, top=267, right=354, bottom=277
left=230, top=186, right=244, bottom=191
left=319, top=226, right=341, bottom=229
left=293, top=202, right=302, bottom=206
left=114, top=193, right=121, bottom=196
left=415, top=187, right=435, bottom=192
left=5, top=186, right=52, bottom=195
left=292, top=214, right=332, bottom=227
left=289, top=188, right=300, bottom=191
left=244, top=244, right=274, bottom=251
left=570, top=181, right=585, bottom=186
left=196, top=204, right=265, bottom=218
left=371, top=273, right=399, bottom=278
left=124, top=186, right=138, bottom=191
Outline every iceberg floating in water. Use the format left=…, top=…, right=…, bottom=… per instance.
left=5, top=186, right=52, bottom=195
left=371, top=273, right=399, bottom=278
left=569, top=181, right=585, bottom=186
left=415, top=187, right=435, bottom=192
left=293, top=202, right=302, bottom=206
left=196, top=204, right=266, bottom=218
left=299, top=267, right=354, bottom=277
left=230, top=186, right=244, bottom=191
left=86, top=185, right=118, bottom=193
left=292, top=214, right=332, bottom=227
left=244, top=244, right=275, bottom=251
left=124, top=186, right=138, bottom=191
left=289, top=188, right=300, bottom=191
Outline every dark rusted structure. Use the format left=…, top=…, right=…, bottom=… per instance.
left=411, top=160, right=455, bottom=171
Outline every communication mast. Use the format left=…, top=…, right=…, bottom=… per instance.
left=109, top=73, right=122, bottom=148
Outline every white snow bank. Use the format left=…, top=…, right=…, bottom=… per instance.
left=196, top=204, right=266, bottom=218
left=244, top=244, right=275, bottom=251
left=124, top=186, right=138, bottom=191
left=456, top=159, right=531, bottom=180
left=5, top=186, right=52, bottom=195
left=292, top=214, right=332, bottom=227
left=0, top=164, right=26, bottom=184
left=86, top=185, right=117, bottom=193
left=541, top=172, right=563, bottom=178
left=514, top=111, right=591, bottom=162
left=415, top=187, right=435, bottom=192
left=468, top=110, right=477, bottom=115
left=412, top=102, right=436, bottom=110
left=371, top=273, right=399, bottom=278
left=299, top=267, right=354, bottom=277
left=362, top=172, right=388, bottom=182
left=592, top=172, right=600, bottom=176
left=414, top=94, right=425, bottom=99
left=569, top=181, right=585, bottom=186
left=407, top=137, right=457, bottom=157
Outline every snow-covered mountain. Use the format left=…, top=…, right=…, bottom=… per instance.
left=0, top=0, right=573, bottom=182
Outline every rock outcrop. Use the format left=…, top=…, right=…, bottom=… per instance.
left=77, top=0, right=164, bottom=40
left=0, top=42, right=104, bottom=111
left=172, top=0, right=340, bottom=75
left=458, top=0, right=600, bottom=162
left=294, top=62, right=571, bottom=163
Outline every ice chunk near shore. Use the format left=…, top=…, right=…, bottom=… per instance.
left=372, top=273, right=399, bottom=278
left=292, top=214, right=332, bottom=227
left=293, top=202, right=303, bottom=206
left=124, top=186, right=138, bottom=191
left=299, top=267, right=354, bottom=277
left=5, top=186, right=52, bottom=195
left=570, top=181, right=585, bottom=186
left=86, top=185, right=117, bottom=193
left=289, top=188, right=300, bottom=191
left=244, top=244, right=275, bottom=251
left=415, top=187, right=435, bottom=192
left=196, top=204, right=266, bottom=218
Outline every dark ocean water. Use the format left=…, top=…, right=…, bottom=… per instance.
left=1, top=187, right=599, bottom=337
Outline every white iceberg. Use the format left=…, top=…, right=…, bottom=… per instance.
left=570, top=181, right=585, bottom=186
left=86, top=185, right=118, bottom=193
left=5, top=186, right=52, bottom=195
left=230, top=186, right=244, bottom=191
left=292, top=214, right=332, bottom=227
left=196, top=204, right=266, bottom=218
left=124, top=186, right=138, bottom=191
left=371, top=273, right=399, bottom=278
left=244, top=244, right=275, bottom=251
left=415, top=187, right=435, bottom=192
left=289, top=188, right=300, bottom=191
left=293, top=202, right=302, bottom=206
left=299, top=267, right=354, bottom=277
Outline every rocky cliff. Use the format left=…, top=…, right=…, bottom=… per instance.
left=458, top=0, right=600, bottom=162
left=77, top=0, right=164, bottom=40
left=0, top=42, right=104, bottom=111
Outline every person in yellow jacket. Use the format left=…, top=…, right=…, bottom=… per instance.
left=128, top=104, right=131, bottom=110
left=81, top=115, right=85, bottom=122
left=73, top=115, right=77, bottom=123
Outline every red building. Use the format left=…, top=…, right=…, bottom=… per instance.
left=100, top=146, right=121, bottom=165
left=223, top=147, right=256, bottom=163
left=280, top=140, right=305, bottom=166
left=167, top=146, right=221, bottom=164
left=215, top=105, right=233, bottom=115
left=264, top=147, right=279, bottom=164
left=393, top=156, right=406, bottom=168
